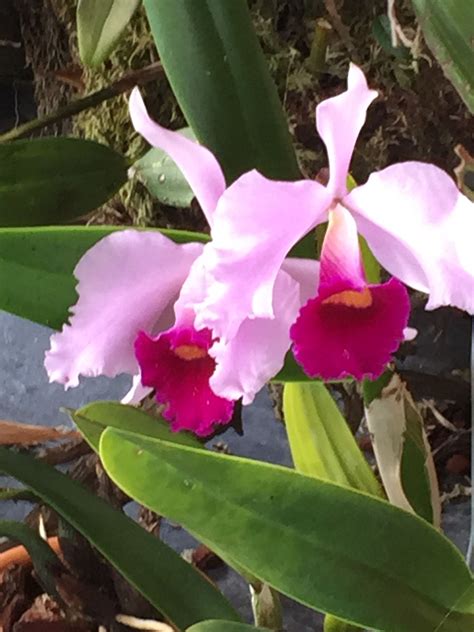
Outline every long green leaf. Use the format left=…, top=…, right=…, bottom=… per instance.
left=77, top=0, right=141, bottom=67
left=0, top=520, right=64, bottom=598
left=0, top=447, right=239, bottom=630
left=100, top=429, right=474, bottom=632
left=0, top=226, right=208, bottom=329
left=283, top=382, right=381, bottom=496
left=71, top=401, right=201, bottom=452
left=0, top=138, right=128, bottom=227
left=411, top=0, right=474, bottom=113
left=284, top=382, right=379, bottom=632
left=143, top=0, right=299, bottom=183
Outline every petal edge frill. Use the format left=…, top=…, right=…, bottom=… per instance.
left=45, top=230, right=202, bottom=388
left=346, top=162, right=474, bottom=313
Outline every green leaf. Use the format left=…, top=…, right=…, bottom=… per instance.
left=0, top=520, right=64, bottom=598
left=131, top=128, right=196, bottom=207
left=187, top=623, right=267, bottom=632
left=283, top=382, right=381, bottom=496
left=0, top=226, right=209, bottom=328
left=0, top=447, right=239, bottom=629
left=143, top=0, right=300, bottom=183
left=0, top=138, right=128, bottom=227
left=372, top=15, right=410, bottom=59
left=324, top=615, right=361, bottom=632
left=100, top=429, right=474, bottom=632
left=71, top=401, right=201, bottom=453
left=364, top=371, right=441, bottom=526
left=77, top=0, right=141, bottom=67
left=284, top=382, right=379, bottom=632
left=411, top=0, right=474, bottom=113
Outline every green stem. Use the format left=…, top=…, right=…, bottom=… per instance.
left=307, top=18, right=332, bottom=74
left=0, top=62, right=163, bottom=143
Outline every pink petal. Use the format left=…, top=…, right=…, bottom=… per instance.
left=129, top=88, right=226, bottom=226
left=345, top=162, right=474, bottom=313
left=281, top=257, right=320, bottom=305
left=318, top=205, right=366, bottom=299
left=135, top=326, right=234, bottom=436
left=45, top=230, right=202, bottom=387
left=196, top=170, right=332, bottom=340
left=209, top=269, right=302, bottom=405
left=291, top=278, right=410, bottom=380
left=121, top=374, right=153, bottom=405
left=316, top=64, right=377, bottom=198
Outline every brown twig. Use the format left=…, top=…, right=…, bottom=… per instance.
left=0, top=62, right=163, bottom=143
left=324, top=0, right=359, bottom=63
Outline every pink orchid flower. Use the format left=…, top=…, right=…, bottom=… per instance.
left=45, top=90, right=317, bottom=433
left=191, top=63, right=473, bottom=387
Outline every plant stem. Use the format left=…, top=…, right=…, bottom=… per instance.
left=307, top=18, right=332, bottom=74
left=0, top=62, right=163, bottom=143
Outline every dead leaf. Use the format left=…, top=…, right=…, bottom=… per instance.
left=365, top=373, right=441, bottom=527
left=0, top=421, right=79, bottom=446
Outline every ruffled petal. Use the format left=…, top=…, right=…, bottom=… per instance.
left=129, top=88, right=226, bottom=225
left=196, top=170, right=331, bottom=340
left=45, top=230, right=202, bottom=387
left=209, top=269, right=301, bottom=405
left=135, top=326, right=234, bottom=436
left=316, top=63, right=377, bottom=198
left=291, top=278, right=410, bottom=380
left=345, top=162, right=474, bottom=313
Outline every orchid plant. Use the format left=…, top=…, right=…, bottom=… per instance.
left=1, top=2, right=474, bottom=631
left=46, top=65, right=473, bottom=437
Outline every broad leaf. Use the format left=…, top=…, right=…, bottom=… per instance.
left=324, top=616, right=360, bottom=632
left=71, top=401, right=201, bottom=452
left=0, top=138, right=128, bottom=227
left=411, top=0, right=474, bottom=113
left=77, top=0, right=141, bottom=67
left=0, top=226, right=208, bottom=329
left=283, top=382, right=381, bottom=496
left=0, top=447, right=239, bottom=629
left=143, top=0, right=299, bottom=183
left=364, top=372, right=441, bottom=526
left=130, top=128, right=196, bottom=207
left=100, top=429, right=474, bottom=632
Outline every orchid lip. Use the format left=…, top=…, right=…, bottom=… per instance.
left=322, top=287, right=373, bottom=308
left=173, top=344, right=208, bottom=360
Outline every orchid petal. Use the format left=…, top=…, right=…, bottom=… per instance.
left=129, top=88, right=226, bottom=225
left=196, top=170, right=331, bottom=340
left=281, top=257, right=320, bottom=305
left=291, top=278, right=410, bottom=380
left=316, top=63, right=377, bottom=198
left=135, top=326, right=234, bottom=436
left=45, top=230, right=202, bottom=387
left=318, top=205, right=366, bottom=299
left=345, top=162, right=474, bottom=313
left=121, top=374, right=153, bottom=405
left=209, top=269, right=301, bottom=405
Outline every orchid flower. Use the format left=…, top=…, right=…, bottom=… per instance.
left=191, top=63, right=474, bottom=388
left=45, top=90, right=318, bottom=433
